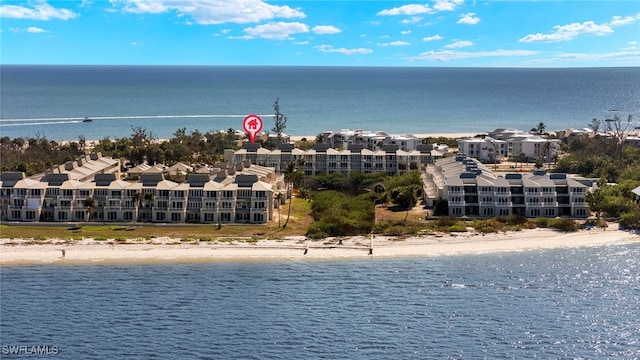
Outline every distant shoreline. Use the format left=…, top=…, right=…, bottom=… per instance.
left=289, top=133, right=477, bottom=142
left=2, top=224, right=638, bottom=266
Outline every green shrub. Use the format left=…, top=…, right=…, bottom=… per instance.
left=307, top=190, right=374, bottom=237
left=548, top=218, right=579, bottom=232
left=504, top=214, right=528, bottom=226
left=449, top=224, right=468, bottom=232
left=435, top=216, right=458, bottom=227
left=533, top=217, right=550, bottom=228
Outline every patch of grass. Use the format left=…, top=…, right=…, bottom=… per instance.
left=448, top=224, right=468, bottom=232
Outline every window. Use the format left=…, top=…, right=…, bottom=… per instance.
left=171, top=201, right=184, bottom=209
left=253, top=213, right=264, bottom=222
left=205, top=202, right=216, bottom=210
left=236, top=213, right=250, bottom=221
left=171, top=213, right=181, bottom=222
left=205, top=191, right=218, bottom=199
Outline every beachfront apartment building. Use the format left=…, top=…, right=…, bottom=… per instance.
left=320, top=129, right=422, bottom=151
left=228, top=143, right=434, bottom=176
left=1, top=156, right=281, bottom=225
left=423, top=154, right=590, bottom=218
left=458, top=129, right=561, bottom=163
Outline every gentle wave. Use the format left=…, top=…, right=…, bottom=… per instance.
left=0, top=114, right=276, bottom=123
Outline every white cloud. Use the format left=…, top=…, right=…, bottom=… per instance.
left=607, top=13, right=640, bottom=26
left=433, top=0, right=464, bottom=12
left=551, top=50, right=640, bottom=63
left=377, top=4, right=434, bottom=16
left=27, top=26, right=47, bottom=33
left=111, top=0, right=305, bottom=24
left=422, top=34, right=443, bottom=42
left=519, top=21, right=613, bottom=43
left=401, top=30, right=412, bottom=35
left=315, top=44, right=373, bottom=55
left=401, top=16, right=423, bottom=24
left=244, top=21, right=308, bottom=40
left=379, top=41, right=411, bottom=47
left=457, top=12, right=479, bottom=25
left=312, top=25, right=341, bottom=35
left=0, top=2, right=78, bottom=20
left=409, top=49, right=539, bottom=62
left=445, top=40, right=472, bottom=49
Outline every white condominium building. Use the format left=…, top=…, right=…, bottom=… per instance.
left=423, top=154, right=590, bottom=218
left=229, top=143, right=433, bottom=176
left=1, top=157, right=280, bottom=224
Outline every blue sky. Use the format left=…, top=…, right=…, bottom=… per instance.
left=1, top=0, right=639, bottom=67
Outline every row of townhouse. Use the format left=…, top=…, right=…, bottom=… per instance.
left=423, top=154, right=591, bottom=218
left=457, top=130, right=560, bottom=163
left=320, top=129, right=423, bottom=151
left=227, top=143, right=436, bottom=176
left=1, top=159, right=283, bottom=224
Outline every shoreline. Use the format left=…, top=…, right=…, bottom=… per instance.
left=289, top=133, right=476, bottom=142
left=2, top=225, right=638, bottom=266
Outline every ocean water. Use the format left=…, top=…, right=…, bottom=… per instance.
left=1, top=65, right=639, bottom=141
left=1, top=244, right=639, bottom=359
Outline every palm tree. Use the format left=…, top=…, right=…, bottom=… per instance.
left=536, top=122, right=546, bottom=135
left=587, top=118, right=602, bottom=133
left=132, top=191, right=142, bottom=220
left=274, top=193, right=283, bottom=228
left=539, top=141, right=553, bottom=170
left=83, top=197, right=96, bottom=222
left=315, top=132, right=328, bottom=144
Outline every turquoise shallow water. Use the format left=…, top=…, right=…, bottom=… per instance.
left=1, top=66, right=638, bottom=140
left=2, top=244, right=639, bottom=359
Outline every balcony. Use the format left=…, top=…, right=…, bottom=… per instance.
left=526, top=202, right=559, bottom=208
left=448, top=200, right=465, bottom=206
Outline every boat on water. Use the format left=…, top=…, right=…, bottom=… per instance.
left=83, top=117, right=93, bottom=122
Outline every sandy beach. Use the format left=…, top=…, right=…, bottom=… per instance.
left=1, top=223, right=637, bottom=266
left=289, top=133, right=477, bottom=142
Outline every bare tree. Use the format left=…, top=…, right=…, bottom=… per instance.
left=604, top=113, right=634, bottom=160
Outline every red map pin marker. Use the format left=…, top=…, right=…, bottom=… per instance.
left=242, top=114, right=263, bottom=144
